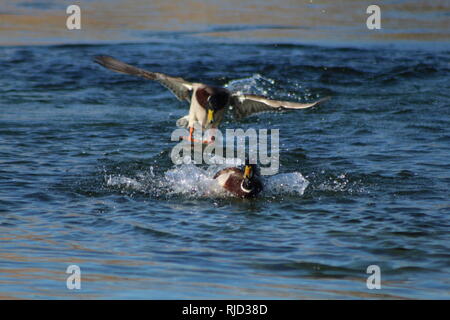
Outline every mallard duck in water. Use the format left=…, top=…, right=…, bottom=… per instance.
left=94, top=55, right=330, bottom=144
left=213, top=164, right=263, bottom=198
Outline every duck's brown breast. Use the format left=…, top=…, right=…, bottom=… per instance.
left=214, top=168, right=262, bottom=198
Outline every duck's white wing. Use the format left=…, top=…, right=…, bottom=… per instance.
left=230, top=93, right=330, bottom=120
left=94, top=55, right=194, bottom=102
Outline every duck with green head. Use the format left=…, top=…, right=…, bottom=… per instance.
left=93, top=55, right=330, bottom=144
left=213, top=163, right=263, bottom=198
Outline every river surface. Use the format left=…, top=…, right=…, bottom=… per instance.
left=0, top=0, right=449, bottom=299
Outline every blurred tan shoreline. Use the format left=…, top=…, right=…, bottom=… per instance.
left=0, top=0, right=449, bottom=46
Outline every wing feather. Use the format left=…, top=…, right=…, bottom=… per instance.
left=231, top=93, right=330, bottom=120
left=94, top=55, right=193, bottom=102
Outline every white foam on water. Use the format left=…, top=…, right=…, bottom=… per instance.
left=106, top=175, right=144, bottom=190
left=225, top=74, right=276, bottom=96
left=315, top=172, right=368, bottom=194
left=225, top=73, right=316, bottom=102
left=163, top=164, right=227, bottom=198
left=105, top=162, right=309, bottom=199
left=263, top=172, right=309, bottom=197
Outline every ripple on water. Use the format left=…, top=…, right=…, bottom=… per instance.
left=1, top=42, right=449, bottom=299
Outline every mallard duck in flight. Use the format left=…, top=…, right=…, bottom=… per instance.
left=94, top=55, right=329, bottom=144
left=213, top=163, right=263, bottom=198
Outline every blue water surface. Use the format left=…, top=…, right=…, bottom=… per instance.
left=0, top=38, right=449, bottom=299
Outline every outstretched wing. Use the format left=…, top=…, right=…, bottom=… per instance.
left=230, top=93, right=330, bottom=120
left=94, top=55, right=194, bottom=102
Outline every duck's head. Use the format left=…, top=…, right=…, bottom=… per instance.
left=241, top=164, right=261, bottom=193
left=206, top=91, right=230, bottom=125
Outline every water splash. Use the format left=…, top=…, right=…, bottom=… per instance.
left=225, top=73, right=320, bottom=102
left=312, top=172, right=369, bottom=195
left=264, top=172, right=309, bottom=196
left=105, top=163, right=309, bottom=199
left=225, top=74, right=276, bottom=96
left=106, top=175, right=144, bottom=190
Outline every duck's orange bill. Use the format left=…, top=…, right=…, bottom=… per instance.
left=207, top=110, right=214, bottom=123
left=244, top=165, right=252, bottom=179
